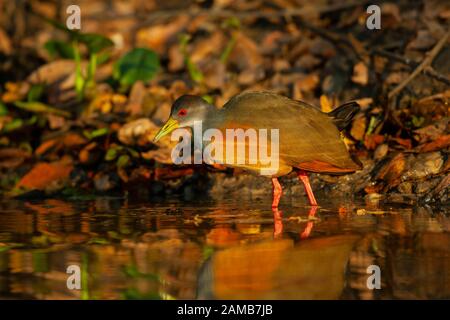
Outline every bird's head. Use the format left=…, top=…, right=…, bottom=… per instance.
left=153, top=95, right=214, bottom=142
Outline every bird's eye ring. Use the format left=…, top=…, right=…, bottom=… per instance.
left=177, top=108, right=187, bottom=117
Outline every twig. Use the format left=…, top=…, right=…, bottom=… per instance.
left=388, top=29, right=450, bottom=99
left=372, top=48, right=450, bottom=86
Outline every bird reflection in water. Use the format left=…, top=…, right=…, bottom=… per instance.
left=272, top=206, right=318, bottom=239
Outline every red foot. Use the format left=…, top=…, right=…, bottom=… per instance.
left=297, top=170, right=318, bottom=206
left=271, top=178, right=282, bottom=208
left=300, top=206, right=318, bottom=239
left=272, top=208, right=283, bottom=238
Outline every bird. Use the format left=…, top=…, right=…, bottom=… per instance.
left=153, top=91, right=362, bottom=207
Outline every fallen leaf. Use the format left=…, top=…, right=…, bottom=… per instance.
left=27, top=60, right=76, bottom=85
left=364, top=134, right=385, bottom=150
left=16, top=161, right=73, bottom=191
left=352, top=62, right=369, bottom=85
left=376, top=153, right=406, bottom=187
left=418, top=134, right=450, bottom=152
left=350, top=116, right=367, bottom=141
left=0, top=148, right=30, bottom=168
left=320, top=95, right=333, bottom=113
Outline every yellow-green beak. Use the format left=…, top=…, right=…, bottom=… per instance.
left=153, top=117, right=179, bottom=142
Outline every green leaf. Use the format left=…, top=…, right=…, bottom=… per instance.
left=78, top=33, right=114, bottom=54
left=113, top=48, right=160, bottom=87
left=186, top=59, right=204, bottom=83
left=73, top=41, right=85, bottom=100
left=201, top=95, right=213, bottom=104
left=220, top=34, right=237, bottom=65
left=117, top=154, right=130, bottom=168
left=44, top=40, right=75, bottom=59
left=105, top=147, right=118, bottom=161
left=126, top=147, right=139, bottom=158
left=83, top=127, right=109, bottom=140
left=178, top=34, right=203, bottom=83
left=412, top=115, right=425, bottom=128
left=0, top=101, right=8, bottom=116
left=27, top=84, right=45, bottom=102
left=13, top=101, right=71, bottom=117
left=2, top=119, right=23, bottom=133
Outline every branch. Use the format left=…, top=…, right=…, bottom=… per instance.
left=372, top=48, right=450, bottom=86
left=388, top=30, right=450, bottom=99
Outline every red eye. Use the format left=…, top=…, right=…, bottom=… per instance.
left=177, top=108, right=187, bottom=116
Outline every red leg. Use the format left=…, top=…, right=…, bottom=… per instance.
left=272, top=208, right=283, bottom=238
left=300, top=206, right=318, bottom=239
left=297, top=170, right=318, bottom=206
left=272, top=178, right=282, bottom=208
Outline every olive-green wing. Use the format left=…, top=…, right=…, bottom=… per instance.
left=219, top=92, right=361, bottom=173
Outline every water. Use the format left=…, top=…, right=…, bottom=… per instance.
left=0, top=197, right=449, bottom=299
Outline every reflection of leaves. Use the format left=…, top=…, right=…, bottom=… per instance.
left=202, top=245, right=215, bottom=261
left=122, top=264, right=160, bottom=282
left=122, top=288, right=161, bottom=300
left=32, top=252, right=49, bottom=272
left=88, top=238, right=109, bottom=245
left=113, top=48, right=160, bottom=87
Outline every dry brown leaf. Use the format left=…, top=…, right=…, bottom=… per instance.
left=126, top=81, right=147, bottom=115
left=414, top=119, right=449, bottom=143
left=0, top=148, right=30, bottom=168
left=418, top=134, right=450, bottom=152
left=364, top=134, right=385, bottom=150
left=16, top=161, right=73, bottom=190
left=352, top=62, right=369, bottom=85
left=136, top=16, right=189, bottom=55
left=27, top=60, right=76, bottom=85
left=350, top=116, right=367, bottom=141
left=118, top=118, right=159, bottom=146
left=320, top=95, right=333, bottom=113
left=0, top=28, right=12, bottom=55
left=295, top=74, right=319, bottom=93
left=229, top=32, right=264, bottom=71
left=376, top=153, right=406, bottom=187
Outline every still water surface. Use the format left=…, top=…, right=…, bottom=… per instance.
left=0, top=197, right=449, bottom=299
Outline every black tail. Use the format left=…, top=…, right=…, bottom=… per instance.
left=328, top=101, right=360, bottom=131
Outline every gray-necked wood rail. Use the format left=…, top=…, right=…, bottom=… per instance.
left=154, top=91, right=362, bottom=207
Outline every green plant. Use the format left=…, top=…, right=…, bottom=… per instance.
left=39, top=15, right=114, bottom=101
left=113, top=48, right=160, bottom=92
left=179, top=34, right=204, bottom=84
left=220, top=17, right=241, bottom=65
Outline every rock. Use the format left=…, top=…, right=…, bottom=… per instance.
left=94, top=172, right=119, bottom=192
left=374, top=144, right=389, bottom=160
left=415, top=178, right=440, bottom=194
left=118, top=118, right=158, bottom=146
left=403, top=152, right=444, bottom=180
left=398, top=181, right=412, bottom=194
